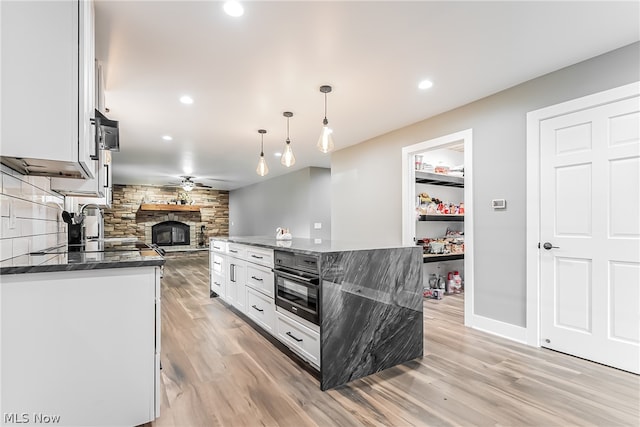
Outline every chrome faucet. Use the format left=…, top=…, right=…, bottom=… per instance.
left=79, top=203, right=103, bottom=241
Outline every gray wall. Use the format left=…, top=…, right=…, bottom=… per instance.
left=229, top=167, right=331, bottom=239
left=331, top=42, right=640, bottom=328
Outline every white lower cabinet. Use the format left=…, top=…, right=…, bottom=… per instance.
left=210, top=252, right=226, bottom=299
left=276, top=311, right=320, bottom=368
left=226, top=257, right=246, bottom=312
left=1, top=266, right=160, bottom=426
left=245, top=287, right=275, bottom=333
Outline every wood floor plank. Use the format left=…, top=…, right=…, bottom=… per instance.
left=152, top=254, right=640, bottom=427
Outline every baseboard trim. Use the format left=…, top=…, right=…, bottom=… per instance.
left=467, top=314, right=528, bottom=345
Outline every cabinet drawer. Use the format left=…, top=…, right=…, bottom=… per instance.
left=227, top=243, right=248, bottom=259
left=275, top=312, right=320, bottom=368
left=246, top=247, right=274, bottom=268
left=210, top=253, right=225, bottom=275
left=245, top=288, right=275, bottom=334
left=210, top=240, right=227, bottom=253
left=246, top=264, right=274, bottom=297
left=210, top=275, right=224, bottom=299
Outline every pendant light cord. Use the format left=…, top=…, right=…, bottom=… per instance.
left=286, top=116, right=291, bottom=143
left=323, top=92, right=329, bottom=126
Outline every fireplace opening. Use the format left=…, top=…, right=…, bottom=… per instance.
left=152, top=221, right=190, bottom=246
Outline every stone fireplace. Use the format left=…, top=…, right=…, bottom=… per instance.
left=103, top=185, right=229, bottom=252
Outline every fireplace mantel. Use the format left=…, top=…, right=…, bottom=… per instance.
left=139, top=204, right=201, bottom=212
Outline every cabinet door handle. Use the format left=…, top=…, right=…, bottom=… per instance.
left=91, top=116, right=100, bottom=160
left=103, top=164, right=109, bottom=188
left=286, top=331, right=303, bottom=342
left=214, top=261, right=221, bottom=265
left=251, top=276, right=263, bottom=282
left=230, top=264, right=236, bottom=282
left=252, top=304, right=264, bottom=312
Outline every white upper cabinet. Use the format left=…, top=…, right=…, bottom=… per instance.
left=0, top=0, right=97, bottom=179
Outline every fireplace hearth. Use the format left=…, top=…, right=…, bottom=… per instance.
left=152, top=221, right=190, bottom=246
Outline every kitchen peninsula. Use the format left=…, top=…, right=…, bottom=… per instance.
left=0, top=239, right=164, bottom=427
left=210, top=236, right=423, bottom=390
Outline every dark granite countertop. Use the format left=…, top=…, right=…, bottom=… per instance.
left=213, top=236, right=419, bottom=255
left=0, top=238, right=165, bottom=275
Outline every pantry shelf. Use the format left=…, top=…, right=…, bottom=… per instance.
left=423, top=253, right=464, bottom=263
left=415, top=171, right=464, bottom=188
left=418, top=215, right=464, bottom=222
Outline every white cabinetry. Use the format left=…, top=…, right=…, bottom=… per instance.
left=0, top=0, right=97, bottom=179
left=1, top=266, right=161, bottom=426
left=210, top=240, right=276, bottom=333
left=226, top=256, right=246, bottom=311
left=210, top=240, right=227, bottom=299
left=275, top=310, right=320, bottom=368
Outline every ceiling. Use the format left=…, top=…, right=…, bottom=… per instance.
left=94, top=1, right=639, bottom=191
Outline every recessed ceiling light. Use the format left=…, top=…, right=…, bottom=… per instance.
left=223, top=1, right=244, bottom=17
left=418, top=80, right=433, bottom=90
left=162, top=135, right=173, bottom=141
left=180, top=95, right=194, bottom=104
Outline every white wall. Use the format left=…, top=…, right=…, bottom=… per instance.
left=229, top=167, right=331, bottom=239
left=0, top=165, right=66, bottom=261
left=331, top=42, right=640, bottom=328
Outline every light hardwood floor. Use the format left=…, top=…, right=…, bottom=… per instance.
left=151, top=254, right=639, bottom=427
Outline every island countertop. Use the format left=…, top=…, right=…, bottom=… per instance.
left=0, top=238, right=165, bottom=275
left=215, top=236, right=418, bottom=255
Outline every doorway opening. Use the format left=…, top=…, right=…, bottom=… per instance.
left=401, top=129, right=474, bottom=326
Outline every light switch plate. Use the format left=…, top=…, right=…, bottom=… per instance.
left=492, top=199, right=507, bottom=210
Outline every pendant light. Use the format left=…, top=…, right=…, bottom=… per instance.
left=317, top=85, right=334, bottom=153
left=256, top=129, right=269, bottom=176
left=281, top=111, right=296, bottom=167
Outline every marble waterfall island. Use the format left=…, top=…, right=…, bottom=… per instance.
left=319, top=247, right=423, bottom=390
left=217, top=237, right=424, bottom=390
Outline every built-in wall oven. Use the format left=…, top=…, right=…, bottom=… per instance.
left=274, top=250, right=320, bottom=325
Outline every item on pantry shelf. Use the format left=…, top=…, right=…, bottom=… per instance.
left=434, top=165, right=450, bottom=174
left=446, top=272, right=455, bottom=294
left=431, top=289, right=443, bottom=299
left=415, top=155, right=423, bottom=170
left=428, top=273, right=438, bottom=288
left=418, top=192, right=431, bottom=204
left=458, top=202, right=464, bottom=214
left=453, top=271, right=463, bottom=293
left=437, top=275, right=446, bottom=290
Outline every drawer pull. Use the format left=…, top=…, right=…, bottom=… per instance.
left=251, top=254, right=264, bottom=259
left=214, top=261, right=221, bottom=265
left=252, top=304, right=264, bottom=312
left=251, top=276, right=264, bottom=282
left=229, top=249, right=238, bottom=253
left=286, top=331, right=303, bottom=342
left=214, top=281, right=221, bottom=286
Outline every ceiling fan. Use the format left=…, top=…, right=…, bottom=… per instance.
left=164, top=176, right=212, bottom=192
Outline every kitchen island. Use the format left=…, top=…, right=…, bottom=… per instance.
left=0, top=239, right=164, bottom=427
left=210, top=236, right=423, bottom=390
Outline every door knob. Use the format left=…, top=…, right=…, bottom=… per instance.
left=542, top=242, right=559, bottom=250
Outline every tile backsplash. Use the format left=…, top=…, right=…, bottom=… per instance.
left=0, top=165, right=66, bottom=261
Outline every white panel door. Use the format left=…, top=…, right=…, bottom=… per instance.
left=539, top=95, right=640, bottom=373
